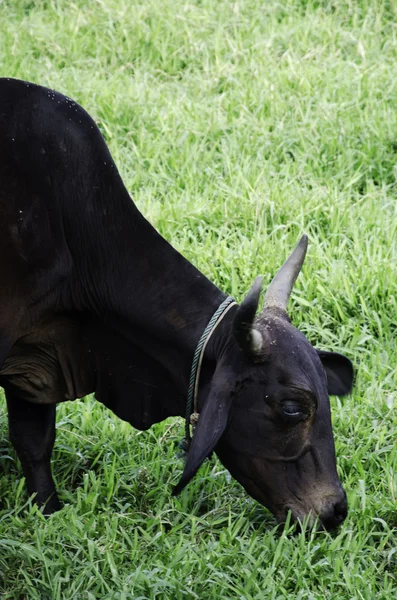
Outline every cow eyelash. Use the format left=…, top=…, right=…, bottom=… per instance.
left=280, top=400, right=309, bottom=421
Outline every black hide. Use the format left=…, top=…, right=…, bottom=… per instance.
left=0, top=78, right=354, bottom=530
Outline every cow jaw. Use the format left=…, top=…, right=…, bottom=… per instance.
left=215, top=447, right=348, bottom=531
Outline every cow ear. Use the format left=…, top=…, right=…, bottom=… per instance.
left=173, top=370, right=233, bottom=495
left=316, top=350, right=354, bottom=396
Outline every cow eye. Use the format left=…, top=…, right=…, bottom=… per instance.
left=280, top=401, right=307, bottom=420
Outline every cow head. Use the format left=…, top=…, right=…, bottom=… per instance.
left=174, top=236, right=353, bottom=531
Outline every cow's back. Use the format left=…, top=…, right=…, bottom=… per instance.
left=0, top=78, right=140, bottom=360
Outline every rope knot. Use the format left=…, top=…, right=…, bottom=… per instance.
left=190, top=411, right=200, bottom=433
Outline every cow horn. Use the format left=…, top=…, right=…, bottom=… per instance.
left=263, top=234, right=308, bottom=312
left=233, top=276, right=264, bottom=359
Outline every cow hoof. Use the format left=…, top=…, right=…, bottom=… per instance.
left=38, top=494, right=62, bottom=516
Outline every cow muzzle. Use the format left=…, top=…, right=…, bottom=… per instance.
left=283, top=486, right=348, bottom=532
left=315, top=488, right=348, bottom=531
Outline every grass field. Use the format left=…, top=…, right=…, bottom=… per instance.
left=1, top=0, right=397, bottom=597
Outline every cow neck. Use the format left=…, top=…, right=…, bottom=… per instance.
left=85, top=201, right=235, bottom=416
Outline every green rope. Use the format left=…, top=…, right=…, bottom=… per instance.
left=179, top=296, right=236, bottom=454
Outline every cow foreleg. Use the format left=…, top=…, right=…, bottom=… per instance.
left=6, top=393, right=61, bottom=514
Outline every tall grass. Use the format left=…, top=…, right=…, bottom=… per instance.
left=0, top=0, right=396, bottom=598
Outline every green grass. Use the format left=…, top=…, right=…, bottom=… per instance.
left=1, top=0, right=397, bottom=597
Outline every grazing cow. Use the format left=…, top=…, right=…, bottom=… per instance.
left=0, top=78, right=353, bottom=529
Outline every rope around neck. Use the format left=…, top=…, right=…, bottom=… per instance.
left=179, top=296, right=237, bottom=454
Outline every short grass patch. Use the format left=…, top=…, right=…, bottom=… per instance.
left=1, top=0, right=397, bottom=598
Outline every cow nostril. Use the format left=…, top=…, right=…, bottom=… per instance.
left=321, top=496, right=348, bottom=531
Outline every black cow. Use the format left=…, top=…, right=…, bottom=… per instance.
left=0, top=78, right=353, bottom=529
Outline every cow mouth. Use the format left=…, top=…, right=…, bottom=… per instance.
left=272, top=495, right=348, bottom=532
left=239, top=476, right=347, bottom=532
left=277, top=507, right=320, bottom=530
